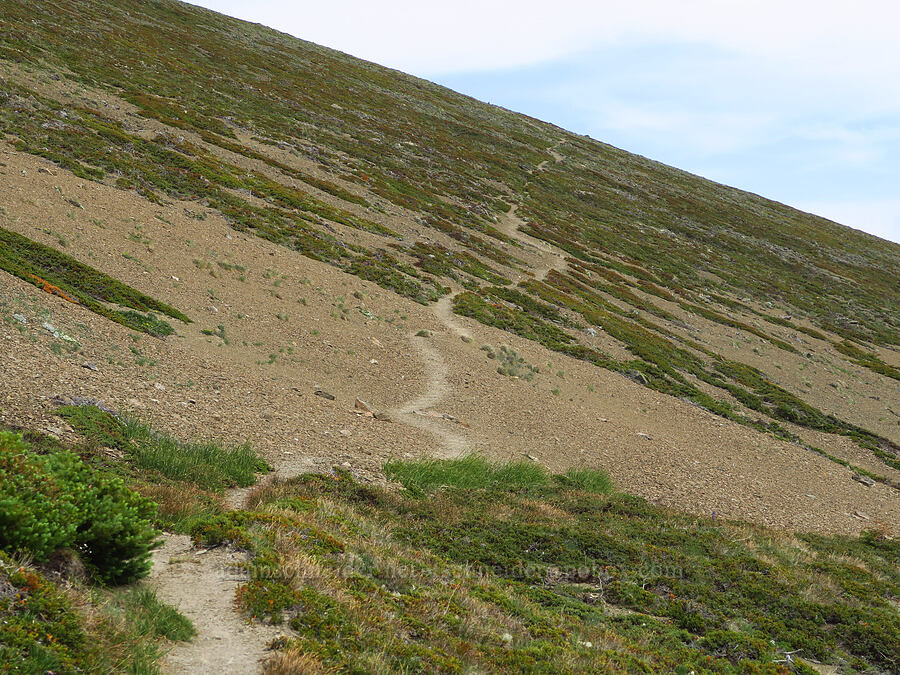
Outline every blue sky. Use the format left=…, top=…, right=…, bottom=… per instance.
left=191, top=1, right=900, bottom=244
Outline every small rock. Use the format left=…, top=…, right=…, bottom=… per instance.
left=339, top=429, right=351, bottom=436
left=851, top=474, right=875, bottom=487
left=13, top=314, right=26, bottom=324
left=314, top=390, right=335, bottom=401
left=369, top=359, right=379, bottom=365
left=525, top=454, right=539, bottom=462
left=38, top=167, right=55, bottom=175
left=42, top=322, right=57, bottom=335
left=81, top=362, right=99, bottom=371
left=501, top=632, right=513, bottom=644
left=45, top=426, right=63, bottom=437
left=340, top=462, right=352, bottom=469
left=852, top=510, right=870, bottom=520
left=637, top=432, right=652, bottom=440
left=154, top=382, right=165, bottom=391
left=354, top=398, right=374, bottom=414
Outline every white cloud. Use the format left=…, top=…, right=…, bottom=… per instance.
left=192, top=1, right=900, bottom=96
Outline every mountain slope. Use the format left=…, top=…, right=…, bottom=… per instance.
left=0, top=1, right=899, bottom=671
left=2, top=0, right=899, bottom=520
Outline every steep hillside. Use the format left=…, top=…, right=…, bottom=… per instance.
left=0, top=1, right=898, bottom=672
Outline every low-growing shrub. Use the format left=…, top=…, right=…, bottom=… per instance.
left=0, top=431, right=158, bottom=584
left=0, top=552, right=195, bottom=672
left=483, top=344, right=539, bottom=381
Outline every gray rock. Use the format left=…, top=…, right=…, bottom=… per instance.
left=315, top=389, right=335, bottom=401
left=13, top=314, right=26, bottom=324
left=81, top=362, right=99, bottom=371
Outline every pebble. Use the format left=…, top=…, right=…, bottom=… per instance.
left=354, top=398, right=374, bottom=414
left=13, top=314, right=26, bottom=324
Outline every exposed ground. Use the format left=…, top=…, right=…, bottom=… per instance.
left=149, top=534, right=286, bottom=674
left=1, top=3, right=899, bottom=670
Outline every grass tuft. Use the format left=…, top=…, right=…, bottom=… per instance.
left=557, top=467, right=614, bottom=494
left=112, top=586, right=196, bottom=642
left=384, top=454, right=550, bottom=493
left=57, top=404, right=269, bottom=490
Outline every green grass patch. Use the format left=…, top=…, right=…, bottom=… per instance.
left=111, top=586, right=196, bottom=643
left=384, top=454, right=551, bottom=493
left=833, top=340, right=900, bottom=382
left=56, top=405, right=269, bottom=491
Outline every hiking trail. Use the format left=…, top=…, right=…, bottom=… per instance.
left=388, top=143, right=568, bottom=458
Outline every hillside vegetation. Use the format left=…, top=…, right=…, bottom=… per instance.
left=0, top=0, right=898, bottom=672
left=1, top=0, right=897, bottom=477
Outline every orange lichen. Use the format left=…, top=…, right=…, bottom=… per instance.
left=27, top=274, right=80, bottom=305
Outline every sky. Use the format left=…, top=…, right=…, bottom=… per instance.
left=191, top=1, right=900, bottom=244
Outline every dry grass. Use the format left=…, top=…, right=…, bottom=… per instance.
left=263, top=648, right=330, bottom=674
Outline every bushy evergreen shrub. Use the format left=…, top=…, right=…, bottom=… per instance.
left=0, top=432, right=158, bottom=584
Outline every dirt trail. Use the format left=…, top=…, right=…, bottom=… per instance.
left=387, top=143, right=568, bottom=459
left=149, top=534, right=285, bottom=674
left=495, top=204, right=568, bottom=283
left=150, top=468, right=318, bottom=671
left=149, top=142, right=566, bottom=672
left=389, top=319, right=469, bottom=458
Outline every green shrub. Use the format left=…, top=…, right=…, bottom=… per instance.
left=0, top=433, right=80, bottom=563
left=0, top=431, right=158, bottom=584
